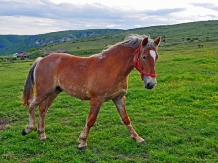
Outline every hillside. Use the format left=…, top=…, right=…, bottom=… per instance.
left=33, top=20, right=218, bottom=58
left=1, top=20, right=218, bottom=56
left=0, top=29, right=122, bottom=55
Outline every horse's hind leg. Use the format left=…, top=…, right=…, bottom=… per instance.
left=22, top=88, right=59, bottom=137
left=22, top=97, right=41, bottom=135
left=37, top=89, right=60, bottom=141
left=113, top=96, right=145, bottom=145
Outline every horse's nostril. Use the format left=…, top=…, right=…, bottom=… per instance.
left=146, top=83, right=151, bottom=88
left=146, top=83, right=154, bottom=89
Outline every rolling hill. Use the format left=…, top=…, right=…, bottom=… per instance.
left=0, top=29, right=123, bottom=55
left=1, top=20, right=218, bottom=56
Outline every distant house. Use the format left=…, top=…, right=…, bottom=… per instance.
left=13, top=52, right=29, bottom=58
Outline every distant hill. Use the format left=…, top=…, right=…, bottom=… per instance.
left=0, top=29, right=123, bottom=55
left=1, top=20, right=218, bottom=56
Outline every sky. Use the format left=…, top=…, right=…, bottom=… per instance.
left=0, top=0, right=218, bottom=35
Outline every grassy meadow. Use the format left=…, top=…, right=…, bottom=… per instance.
left=0, top=39, right=218, bottom=162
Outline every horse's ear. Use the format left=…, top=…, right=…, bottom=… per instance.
left=141, top=37, right=149, bottom=47
left=154, top=37, right=161, bottom=46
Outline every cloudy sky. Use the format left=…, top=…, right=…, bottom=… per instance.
left=1, top=0, right=218, bottom=35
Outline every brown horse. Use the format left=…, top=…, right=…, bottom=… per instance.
left=22, top=34, right=161, bottom=149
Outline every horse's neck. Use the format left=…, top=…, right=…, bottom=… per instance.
left=103, top=46, right=136, bottom=77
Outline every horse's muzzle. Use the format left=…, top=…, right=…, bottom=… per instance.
left=143, top=76, right=157, bottom=89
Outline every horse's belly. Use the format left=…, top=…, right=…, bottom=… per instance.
left=62, top=85, right=90, bottom=100
left=62, top=86, right=127, bottom=101
left=102, top=89, right=127, bottom=101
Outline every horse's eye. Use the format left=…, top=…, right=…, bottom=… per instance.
left=142, top=56, right=147, bottom=60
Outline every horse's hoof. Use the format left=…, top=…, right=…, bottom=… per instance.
left=22, top=129, right=27, bottom=136
left=141, top=140, right=146, bottom=145
left=78, top=146, right=87, bottom=150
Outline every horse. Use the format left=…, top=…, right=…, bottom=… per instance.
left=22, top=34, right=161, bottom=149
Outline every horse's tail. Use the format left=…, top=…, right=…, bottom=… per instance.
left=22, top=57, right=43, bottom=106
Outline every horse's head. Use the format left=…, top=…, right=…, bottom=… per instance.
left=133, top=36, right=161, bottom=89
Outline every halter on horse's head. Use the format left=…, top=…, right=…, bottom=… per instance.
left=132, top=36, right=161, bottom=89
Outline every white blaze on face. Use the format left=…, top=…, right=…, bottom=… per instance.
left=149, top=50, right=156, bottom=61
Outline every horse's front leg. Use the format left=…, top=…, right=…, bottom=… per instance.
left=78, top=97, right=103, bottom=150
left=113, top=96, right=145, bottom=145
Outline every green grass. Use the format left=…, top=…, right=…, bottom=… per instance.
left=0, top=40, right=218, bottom=162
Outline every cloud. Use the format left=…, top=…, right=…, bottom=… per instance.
left=190, top=2, right=218, bottom=11
left=143, top=8, right=186, bottom=16
left=0, top=0, right=120, bottom=19
left=0, top=0, right=185, bottom=20
left=0, top=16, right=65, bottom=35
left=0, top=0, right=218, bottom=35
